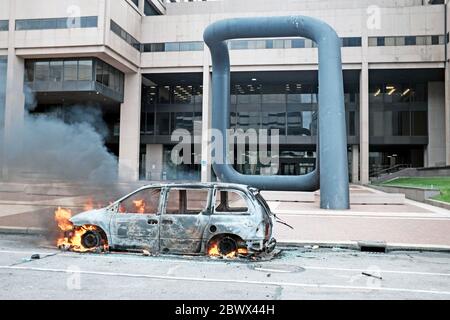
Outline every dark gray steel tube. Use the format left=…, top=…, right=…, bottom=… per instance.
left=204, top=16, right=349, bottom=209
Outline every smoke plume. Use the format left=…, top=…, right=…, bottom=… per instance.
left=0, top=81, right=118, bottom=183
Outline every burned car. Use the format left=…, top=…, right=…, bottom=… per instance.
left=58, top=183, right=276, bottom=258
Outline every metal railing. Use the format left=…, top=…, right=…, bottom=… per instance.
left=369, top=164, right=412, bottom=179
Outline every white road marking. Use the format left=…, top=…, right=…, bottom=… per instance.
left=1, top=265, right=449, bottom=296
left=253, top=267, right=291, bottom=273
left=302, top=266, right=450, bottom=277
left=1, top=249, right=450, bottom=277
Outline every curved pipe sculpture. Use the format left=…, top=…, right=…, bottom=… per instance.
left=204, top=16, right=349, bottom=209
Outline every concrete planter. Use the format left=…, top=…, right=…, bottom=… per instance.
left=371, top=185, right=441, bottom=203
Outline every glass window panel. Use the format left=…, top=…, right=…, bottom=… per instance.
left=230, top=40, right=248, bottom=50
left=405, top=36, right=416, bottom=46
left=392, top=111, right=411, bottom=136
left=377, top=37, right=385, bottom=46
left=431, top=35, right=440, bottom=45
left=34, top=61, right=49, bottom=81
left=81, top=16, right=98, bottom=28
left=395, top=37, right=405, bottom=46
left=95, top=61, right=103, bottom=84
left=349, top=111, right=356, bottom=136
left=165, top=42, right=180, bottom=51
left=24, top=61, right=35, bottom=82
left=49, top=61, right=63, bottom=82
left=369, top=85, right=383, bottom=103
left=416, top=36, right=427, bottom=45
left=78, top=60, right=92, bottom=81
left=385, top=37, right=395, bottom=46
left=291, top=39, right=305, bottom=48
left=0, top=20, right=9, bottom=31
left=273, top=39, right=284, bottom=49
left=368, top=37, right=377, bottom=47
left=265, top=40, right=273, bottom=49
left=156, top=112, right=170, bottom=135
left=411, top=111, right=427, bottom=136
left=63, top=60, right=78, bottom=81
left=102, top=64, right=110, bottom=87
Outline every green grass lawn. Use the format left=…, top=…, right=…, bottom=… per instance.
left=381, top=177, right=450, bottom=203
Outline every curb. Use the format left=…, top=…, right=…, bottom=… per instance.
left=277, top=240, right=450, bottom=253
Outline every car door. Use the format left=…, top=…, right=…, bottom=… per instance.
left=110, top=187, right=162, bottom=252
left=159, top=187, right=211, bottom=254
left=210, top=187, right=255, bottom=239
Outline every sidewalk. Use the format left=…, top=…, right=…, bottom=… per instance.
left=1, top=181, right=450, bottom=250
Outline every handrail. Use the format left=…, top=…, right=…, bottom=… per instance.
left=369, top=164, right=412, bottom=178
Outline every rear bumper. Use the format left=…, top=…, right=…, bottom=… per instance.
left=247, top=237, right=277, bottom=253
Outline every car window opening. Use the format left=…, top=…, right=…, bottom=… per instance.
left=215, top=190, right=249, bottom=213
left=166, top=189, right=209, bottom=215
left=119, top=188, right=161, bottom=214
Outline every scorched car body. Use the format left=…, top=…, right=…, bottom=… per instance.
left=69, top=183, right=276, bottom=257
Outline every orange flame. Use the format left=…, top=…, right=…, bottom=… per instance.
left=132, top=199, right=146, bottom=214
left=207, top=240, right=248, bottom=259
left=54, top=207, right=107, bottom=252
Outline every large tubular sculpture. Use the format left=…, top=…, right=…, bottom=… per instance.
left=204, top=16, right=350, bottom=209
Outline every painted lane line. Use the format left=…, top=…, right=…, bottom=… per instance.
left=302, top=266, right=450, bottom=277
left=1, top=265, right=450, bottom=296
left=253, top=267, right=292, bottom=273
left=2, top=249, right=449, bottom=278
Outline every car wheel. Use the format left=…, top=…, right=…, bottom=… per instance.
left=81, top=230, right=102, bottom=249
left=217, top=237, right=238, bottom=256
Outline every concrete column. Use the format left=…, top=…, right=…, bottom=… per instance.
left=200, top=48, right=212, bottom=182
left=446, top=64, right=450, bottom=165
left=119, top=72, right=142, bottom=181
left=145, top=144, right=163, bottom=181
left=138, top=0, right=145, bottom=13
left=359, top=63, right=369, bottom=184
left=446, top=2, right=450, bottom=166
left=351, top=145, right=359, bottom=183
left=2, top=3, right=25, bottom=178
left=427, top=82, right=446, bottom=167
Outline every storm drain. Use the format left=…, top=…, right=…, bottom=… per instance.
left=250, top=264, right=305, bottom=273
left=358, top=241, right=387, bottom=253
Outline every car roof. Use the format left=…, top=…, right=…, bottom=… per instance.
left=138, top=182, right=255, bottom=192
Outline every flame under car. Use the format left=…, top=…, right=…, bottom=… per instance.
left=62, top=183, right=276, bottom=258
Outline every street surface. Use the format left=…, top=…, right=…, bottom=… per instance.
left=0, top=234, right=449, bottom=299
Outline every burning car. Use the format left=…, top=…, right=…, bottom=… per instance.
left=56, top=183, right=276, bottom=258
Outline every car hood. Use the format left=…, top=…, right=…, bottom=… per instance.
left=70, top=208, right=109, bottom=225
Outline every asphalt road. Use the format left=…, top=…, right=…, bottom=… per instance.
left=0, top=234, right=449, bottom=300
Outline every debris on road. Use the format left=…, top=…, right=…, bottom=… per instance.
left=362, top=272, right=383, bottom=280
left=30, top=254, right=40, bottom=260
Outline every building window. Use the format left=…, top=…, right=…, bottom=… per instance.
left=341, top=37, right=361, bottom=47
left=63, top=61, right=78, bottom=81
left=144, top=0, right=162, bottom=16
left=35, top=61, right=50, bottom=81
left=369, top=35, right=445, bottom=47
left=78, top=60, right=93, bottom=81
left=110, top=20, right=141, bottom=51
left=49, top=61, right=63, bottom=82
left=0, top=20, right=8, bottom=31
left=16, top=16, right=97, bottom=31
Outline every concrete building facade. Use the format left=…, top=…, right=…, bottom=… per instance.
left=0, top=0, right=448, bottom=184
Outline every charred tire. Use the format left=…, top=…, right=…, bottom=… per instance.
left=81, top=230, right=102, bottom=249
left=217, top=237, right=238, bottom=256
